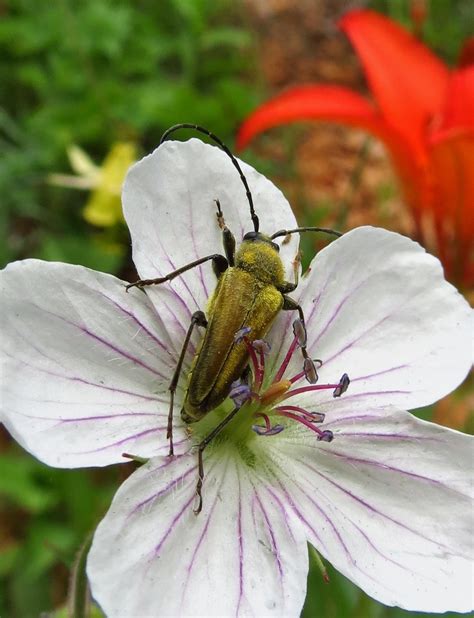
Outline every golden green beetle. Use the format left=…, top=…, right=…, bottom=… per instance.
left=127, top=124, right=342, bottom=513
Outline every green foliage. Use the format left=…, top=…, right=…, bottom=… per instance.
left=0, top=0, right=257, bottom=268
left=371, top=0, right=474, bottom=63
left=0, top=441, right=121, bottom=616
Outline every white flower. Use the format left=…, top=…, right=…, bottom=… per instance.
left=1, top=139, right=473, bottom=617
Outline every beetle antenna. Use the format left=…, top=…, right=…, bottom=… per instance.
left=270, top=227, right=342, bottom=240
left=160, top=123, right=260, bottom=232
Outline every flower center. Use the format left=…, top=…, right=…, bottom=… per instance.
left=224, top=324, right=349, bottom=444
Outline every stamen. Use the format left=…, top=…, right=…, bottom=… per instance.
left=234, top=327, right=261, bottom=389
left=273, top=337, right=298, bottom=383
left=303, top=357, right=319, bottom=384
left=280, top=381, right=346, bottom=400
left=229, top=381, right=252, bottom=408
left=252, top=339, right=271, bottom=355
left=234, top=326, right=251, bottom=343
left=292, top=318, right=307, bottom=347
left=275, top=407, right=333, bottom=441
left=252, top=413, right=284, bottom=436
left=333, top=373, right=350, bottom=398
left=289, top=359, right=322, bottom=384
left=252, top=339, right=271, bottom=390
left=271, top=404, right=325, bottom=423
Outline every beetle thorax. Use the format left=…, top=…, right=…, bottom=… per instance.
left=235, top=239, right=285, bottom=287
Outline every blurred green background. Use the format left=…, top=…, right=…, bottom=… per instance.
left=0, top=0, right=472, bottom=616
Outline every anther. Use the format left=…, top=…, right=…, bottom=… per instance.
left=303, top=357, right=319, bottom=384
left=333, top=373, right=350, bottom=398
left=252, top=339, right=271, bottom=355
left=317, top=430, right=334, bottom=443
left=252, top=424, right=285, bottom=436
left=234, top=326, right=251, bottom=343
left=292, top=319, right=307, bottom=348
left=229, top=380, right=252, bottom=407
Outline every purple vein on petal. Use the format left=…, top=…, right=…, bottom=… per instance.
left=139, top=249, right=192, bottom=338
left=11, top=411, right=161, bottom=424
left=155, top=231, right=197, bottom=318
left=350, top=520, right=421, bottom=576
left=287, top=472, right=356, bottom=566
left=93, top=287, right=171, bottom=356
left=253, top=488, right=284, bottom=584
left=285, top=464, right=404, bottom=590
left=324, top=449, right=450, bottom=491
left=323, top=414, right=387, bottom=427
left=307, top=275, right=363, bottom=352
left=337, top=431, right=440, bottom=441
left=57, top=412, right=160, bottom=424
left=148, top=458, right=221, bottom=564
left=3, top=351, right=165, bottom=402
left=129, top=458, right=198, bottom=517
left=236, top=471, right=245, bottom=618
left=179, top=485, right=220, bottom=610
left=335, top=390, right=412, bottom=401
left=36, top=304, right=166, bottom=378
left=322, top=314, right=392, bottom=367
left=74, top=426, right=174, bottom=454
left=187, top=189, right=210, bottom=301
left=350, top=364, right=409, bottom=382
left=265, top=466, right=328, bottom=553
left=260, top=484, right=297, bottom=546
left=151, top=494, right=196, bottom=560
left=300, top=460, right=456, bottom=553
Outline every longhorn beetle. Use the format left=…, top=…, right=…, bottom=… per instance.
left=126, top=124, right=342, bottom=513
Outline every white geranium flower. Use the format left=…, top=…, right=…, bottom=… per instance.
left=1, top=139, right=473, bottom=617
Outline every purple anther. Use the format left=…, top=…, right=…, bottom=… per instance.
left=252, top=424, right=285, bottom=436
left=303, top=357, right=319, bottom=384
left=317, top=430, right=334, bottom=443
left=234, top=326, right=252, bottom=343
left=333, top=373, right=350, bottom=398
left=229, top=381, right=252, bottom=407
left=252, top=339, right=271, bottom=355
left=292, top=319, right=307, bottom=347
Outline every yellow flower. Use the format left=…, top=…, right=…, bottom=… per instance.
left=49, top=141, right=137, bottom=227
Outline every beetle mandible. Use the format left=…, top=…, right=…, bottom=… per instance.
left=126, top=124, right=342, bottom=513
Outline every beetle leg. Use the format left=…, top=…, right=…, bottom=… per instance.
left=126, top=254, right=228, bottom=291
left=167, top=311, right=208, bottom=456
left=194, top=405, right=242, bottom=515
left=281, top=296, right=321, bottom=384
left=277, top=251, right=301, bottom=294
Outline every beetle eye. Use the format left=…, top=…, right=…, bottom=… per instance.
left=243, top=231, right=258, bottom=241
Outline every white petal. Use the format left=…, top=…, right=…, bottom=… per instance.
left=268, top=408, right=474, bottom=612
left=123, top=138, right=299, bottom=356
left=88, top=451, right=308, bottom=617
left=1, top=260, right=188, bottom=467
left=273, top=226, right=472, bottom=411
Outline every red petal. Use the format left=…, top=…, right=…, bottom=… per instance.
left=236, top=85, right=429, bottom=226
left=428, top=132, right=474, bottom=287
left=436, top=66, right=474, bottom=132
left=339, top=10, right=449, bottom=145
left=238, top=85, right=397, bottom=150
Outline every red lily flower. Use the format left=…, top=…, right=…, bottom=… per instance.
left=237, top=10, right=474, bottom=288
